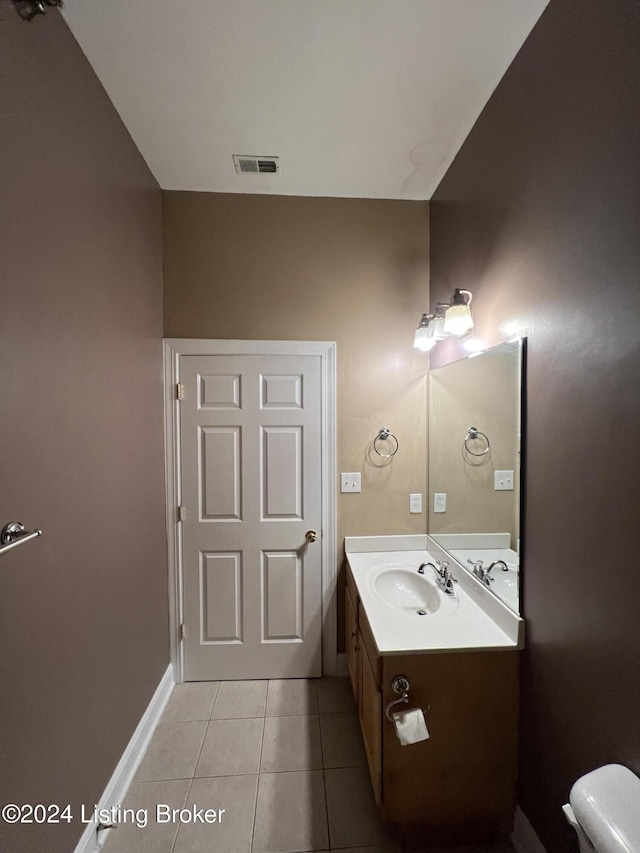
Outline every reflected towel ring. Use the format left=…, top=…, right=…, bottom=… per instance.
left=464, top=426, right=490, bottom=456
left=374, top=427, right=399, bottom=458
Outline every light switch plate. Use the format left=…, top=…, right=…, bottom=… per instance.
left=494, top=470, right=514, bottom=491
left=433, top=493, right=446, bottom=513
left=410, top=493, right=422, bottom=513
left=341, top=472, right=361, bottom=493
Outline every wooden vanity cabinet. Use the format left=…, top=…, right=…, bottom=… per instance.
left=345, top=584, right=359, bottom=697
left=345, top=563, right=519, bottom=848
left=346, top=562, right=383, bottom=802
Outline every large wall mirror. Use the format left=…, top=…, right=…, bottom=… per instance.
left=428, top=339, right=525, bottom=614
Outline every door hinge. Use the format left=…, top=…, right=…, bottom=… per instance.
left=179, top=623, right=185, bottom=642
left=178, top=505, right=186, bottom=522
left=176, top=383, right=185, bottom=400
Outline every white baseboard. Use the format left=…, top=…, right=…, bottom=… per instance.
left=335, top=652, right=348, bottom=677
left=511, top=805, right=547, bottom=853
left=73, top=665, right=174, bottom=853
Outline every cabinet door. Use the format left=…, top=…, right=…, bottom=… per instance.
left=360, top=643, right=382, bottom=804
left=345, top=589, right=360, bottom=703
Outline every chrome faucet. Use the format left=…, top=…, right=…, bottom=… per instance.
left=418, top=560, right=458, bottom=596
left=488, top=560, right=509, bottom=573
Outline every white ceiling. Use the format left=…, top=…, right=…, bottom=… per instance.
left=63, top=0, right=549, bottom=199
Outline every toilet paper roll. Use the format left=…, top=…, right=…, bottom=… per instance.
left=392, top=708, right=429, bottom=746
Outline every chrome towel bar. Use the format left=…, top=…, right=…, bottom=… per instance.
left=0, top=521, right=43, bottom=556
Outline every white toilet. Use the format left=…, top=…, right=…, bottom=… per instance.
left=563, top=763, right=640, bottom=852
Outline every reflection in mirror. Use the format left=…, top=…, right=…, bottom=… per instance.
left=428, top=339, right=524, bottom=614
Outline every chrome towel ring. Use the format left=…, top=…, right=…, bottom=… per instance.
left=464, top=426, right=490, bottom=456
left=374, top=427, right=399, bottom=458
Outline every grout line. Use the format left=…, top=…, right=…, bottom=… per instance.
left=246, top=766, right=327, bottom=777
left=166, top=777, right=191, bottom=853
left=169, top=710, right=210, bottom=853
left=249, top=687, right=268, bottom=853
left=209, top=709, right=270, bottom=720
left=319, top=679, right=331, bottom=850
left=319, top=707, right=327, bottom=768
left=321, top=765, right=331, bottom=850
left=264, top=711, right=320, bottom=717
left=207, top=680, right=221, bottom=719
left=136, top=774, right=198, bottom=783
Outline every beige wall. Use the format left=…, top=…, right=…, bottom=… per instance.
left=163, top=192, right=430, bottom=645
left=428, top=345, right=520, bottom=546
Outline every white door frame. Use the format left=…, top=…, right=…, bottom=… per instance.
left=163, top=339, right=337, bottom=683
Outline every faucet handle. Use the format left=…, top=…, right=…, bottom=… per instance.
left=435, top=559, right=449, bottom=576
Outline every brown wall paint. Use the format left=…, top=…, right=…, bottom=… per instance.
left=163, top=192, right=430, bottom=648
left=429, top=0, right=640, bottom=849
left=0, top=10, right=167, bottom=852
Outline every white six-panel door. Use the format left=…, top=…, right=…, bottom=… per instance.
left=179, top=353, right=324, bottom=680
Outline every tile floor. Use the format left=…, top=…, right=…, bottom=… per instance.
left=103, top=677, right=515, bottom=853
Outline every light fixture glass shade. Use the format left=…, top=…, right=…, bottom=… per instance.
left=443, top=304, right=474, bottom=335
left=431, top=314, right=449, bottom=340
left=443, top=289, right=474, bottom=336
left=413, top=314, right=437, bottom=351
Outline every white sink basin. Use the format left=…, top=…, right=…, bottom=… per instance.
left=372, top=567, right=442, bottom=613
left=346, top=538, right=524, bottom=654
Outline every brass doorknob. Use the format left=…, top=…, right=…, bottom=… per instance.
left=305, top=529, right=318, bottom=543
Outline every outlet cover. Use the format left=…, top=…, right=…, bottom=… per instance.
left=410, top=493, right=423, bottom=513
left=433, top=493, right=446, bottom=513
left=494, top=470, right=514, bottom=491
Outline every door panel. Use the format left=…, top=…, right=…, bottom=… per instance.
left=261, top=427, right=302, bottom=519
left=200, top=427, right=242, bottom=520
left=260, top=373, right=303, bottom=408
left=262, top=550, right=303, bottom=641
left=201, top=551, right=242, bottom=643
left=199, top=373, right=242, bottom=409
left=180, top=354, right=322, bottom=680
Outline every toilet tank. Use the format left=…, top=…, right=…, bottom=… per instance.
left=568, top=764, right=640, bottom=852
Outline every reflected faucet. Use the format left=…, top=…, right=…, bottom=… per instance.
left=488, top=560, right=509, bottom=573
left=467, top=558, right=495, bottom=587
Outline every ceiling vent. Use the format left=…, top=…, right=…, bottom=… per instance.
left=233, top=155, right=280, bottom=175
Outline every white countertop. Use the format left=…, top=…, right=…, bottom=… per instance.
left=345, top=535, right=524, bottom=656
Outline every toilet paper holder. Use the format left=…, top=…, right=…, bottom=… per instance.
left=385, top=675, right=430, bottom=722
left=385, top=676, right=410, bottom=721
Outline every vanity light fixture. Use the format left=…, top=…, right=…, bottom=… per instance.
left=413, top=294, right=473, bottom=351
left=413, top=304, right=450, bottom=351
left=413, top=314, right=437, bottom=351
left=430, top=303, right=450, bottom=341
left=443, top=288, right=474, bottom=336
